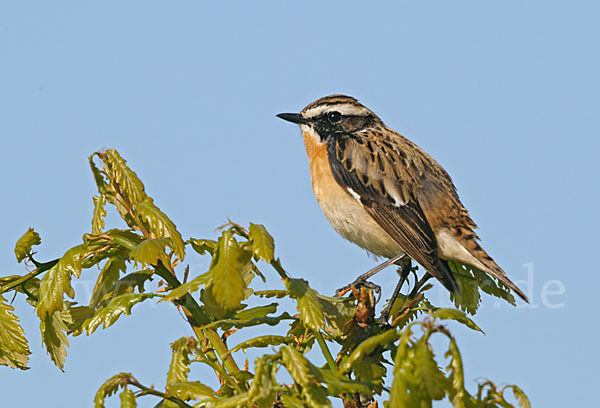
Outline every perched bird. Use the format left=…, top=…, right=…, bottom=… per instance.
left=277, top=94, right=528, bottom=302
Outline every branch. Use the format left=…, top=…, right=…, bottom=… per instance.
left=0, top=258, right=59, bottom=294
left=153, top=262, right=242, bottom=376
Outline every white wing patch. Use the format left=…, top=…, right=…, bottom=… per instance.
left=347, top=187, right=362, bottom=203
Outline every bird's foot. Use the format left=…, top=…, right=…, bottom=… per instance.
left=336, top=279, right=381, bottom=303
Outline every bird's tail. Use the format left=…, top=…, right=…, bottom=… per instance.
left=466, top=246, right=530, bottom=303
left=436, top=259, right=460, bottom=294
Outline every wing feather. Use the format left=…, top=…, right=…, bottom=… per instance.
left=326, top=133, right=458, bottom=292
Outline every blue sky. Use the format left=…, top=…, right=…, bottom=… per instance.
left=1, top=1, right=599, bottom=407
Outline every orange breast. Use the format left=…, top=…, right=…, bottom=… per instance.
left=302, top=129, right=402, bottom=259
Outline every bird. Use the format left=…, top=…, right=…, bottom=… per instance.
left=277, top=94, right=528, bottom=303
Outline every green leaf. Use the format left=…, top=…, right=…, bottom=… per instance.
left=503, top=385, right=531, bottom=408
left=103, top=149, right=147, bottom=205
left=472, top=267, right=516, bottom=306
left=389, top=327, right=414, bottom=407
left=247, top=355, right=278, bottom=408
left=103, top=270, right=154, bottom=300
left=414, top=337, right=449, bottom=400
left=187, top=238, right=217, bottom=255
left=129, top=238, right=170, bottom=267
left=448, top=261, right=481, bottom=314
left=286, top=278, right=325, bottom=331
left=316, top=367, right=372, bottom=395
left=90, top=256, right=127, bottom=307
left=254, top=289, right=288, bottom=299
left=432, top=308, right=484, bottom=334
left=119, top=389, right=136, bottom=408
left=197, top=311, right=294, bottom=332
left=317, top=294, right=355, bottom=337
left=167, top=381, right=215, bottom=401
left=80, top=293, right=154, bottom=335
left=248, top=223, right=275, bottom=262
left=37, top=245, right=86, bottom=320
left=281, top=345, right=311, bottom=387
left=14, top=227, right=41, bottom=263
left=230, top=335, right=291, bottom=354
left=341, top=328, right=398, bottom=372
left=89, top=153, right=112, bottom=196
left=135, top=198, right=185, bottom=260
left=92, top=195, right=107, bottom=234
left=103, top=229, right=144, bottom=251
left=0, top=294, right=31, bottom=369
left=233, top=303, right=278, bottom=321
left=206, top=230, right=252, bottom=314
left=94, top=373, right=133, bottom=408
left=167, top=337, right=195, bottom=386
left=160, top=270, right=212, bottom=303
left=445, top=336, right=468, bottom=408
left=61, top=302, right=95, bottom=334
left=40, top=311, right=69, bottom=370
left=279, top=394, right=305, bottom=408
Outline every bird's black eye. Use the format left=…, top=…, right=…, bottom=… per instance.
left=327, top=111, right=342, bottom=124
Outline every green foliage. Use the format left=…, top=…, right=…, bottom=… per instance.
left=14, top=227, right=41, bottom=263
left=1, top=149, right=531, bottom=408
left=0, top=294, right=31, bottom=369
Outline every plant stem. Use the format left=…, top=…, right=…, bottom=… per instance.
left=153, top=262, right=241, bottom=376
left=314, top=330, right=337, bottom=371
left=129, top=379, right=194, bottom=408
left=0, top=259, right=59, bottom=294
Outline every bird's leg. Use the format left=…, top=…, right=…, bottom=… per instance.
left=335, top=253, right=405, bottom=298
left=378, top=258, right=412, bottom=323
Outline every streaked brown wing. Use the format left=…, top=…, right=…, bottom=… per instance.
left=326, top=133, right=457, bottom=292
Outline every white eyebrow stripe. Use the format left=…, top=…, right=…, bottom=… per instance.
left=303, top=103, right=369, bottom=118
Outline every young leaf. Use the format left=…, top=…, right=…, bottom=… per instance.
left=233, top=303, right=278, bottom=321
left=0, top=294, right=31, bottom=369
left=448, top=261, right=481, bottom=314
left=503, top=385, right=531, bottom=408
left=246, top=355, right=278, bottom=408
left=14, top=227, right=41, bottom=263
left=316, top=294, right=355, bottom=337
left=472, top=267, right=516, bottom=306
left=187, top=238, right=217, bottom=255
left=206, top=230, right=252, bottom=313
left=414, top=337, right=449, bottom=400
left=90, top=256, right=127, bottom=307
left=230, top=335, right=291, bottom=354
left=92, top=195, right=107, bottom=235
left=445, top=336, right=468, bottom=408
left=248, top=223, right=275, bottom=262
left=286, top=278, right=325, bottom=331
left=40, top=312, right=70, bottom=370
left=432, top=308, right=484, bottom=334
left=135, top=198, right=185, bottom=260
left=37, top=245, right=86, bottom=320
left=119, top=389, right=136, bottom=408
left=166, top=337, right=195, bottom=387
left=389, top=327, right=414, bottom=407
left=94, top=373, right=133, bottom=408
left=281, top=345, right=311, bottom=387
left=160, top=270, right=212, bottom=303
left=80, top=293, right=155, bottom=335
left=167, top=381, right=215, bottom=401
left=279, top=394, right=305, bottom=408
left=103, top=149, right=147, bottom=205
left=129, top=238, right=170, bottom=267
left=341, top=328, right=398, bottom=372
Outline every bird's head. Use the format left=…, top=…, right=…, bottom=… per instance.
left=277, top=95, right=381, bottom=141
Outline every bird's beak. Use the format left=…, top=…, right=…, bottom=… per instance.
left=276, top=112, right=308, bottom=125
